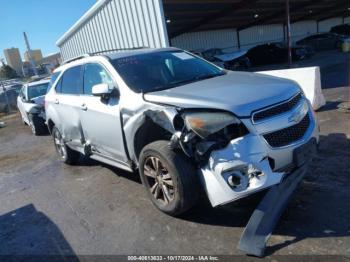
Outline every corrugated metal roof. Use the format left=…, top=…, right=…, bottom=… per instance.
left=57, top=0, right=169, bottom=61
left=56, top=0, right=109, bottom=46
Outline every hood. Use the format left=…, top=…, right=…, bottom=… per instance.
left=214, top=50, right=247, bottom=62
left=144, top=71, right=300, bottom=117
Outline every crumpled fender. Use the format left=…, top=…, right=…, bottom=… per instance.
left=121, top=103, right=178, bottom=164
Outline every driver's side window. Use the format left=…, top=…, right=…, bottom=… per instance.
left=83, top=63, right=113, bottom=95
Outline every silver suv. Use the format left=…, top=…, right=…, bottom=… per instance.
left=45, top=48, right=319, bottom=216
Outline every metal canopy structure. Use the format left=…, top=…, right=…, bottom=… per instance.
left=56, top=0, right=350, bottom=61
left=164, top=0, right=350, bottom=38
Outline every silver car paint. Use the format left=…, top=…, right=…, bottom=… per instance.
left=45, top=49, right=319, bottom=207
left=17, top=80, right=50, bottom=125
left=144, top=71, right=300, bottom=117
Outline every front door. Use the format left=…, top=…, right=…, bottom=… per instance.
left=79, top=63, right=127, bottom=163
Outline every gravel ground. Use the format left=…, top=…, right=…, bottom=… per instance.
left=0, top=87, right=349, bottom=258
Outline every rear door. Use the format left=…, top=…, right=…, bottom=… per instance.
left=79, top=63, right=127, bottom=163
left=55, top=65, right=85, bottom=149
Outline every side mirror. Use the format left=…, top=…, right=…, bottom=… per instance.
left=92, top=83, right=112, bottom=97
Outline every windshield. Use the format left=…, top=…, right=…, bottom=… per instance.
left=111, top=51, right=224, bottom=93
left=27, top=83, right=49, bottom=100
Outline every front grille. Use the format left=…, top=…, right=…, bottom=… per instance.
left=253, top=93, right=302, bottom=123
left=263, top=113, right=310, bottom=147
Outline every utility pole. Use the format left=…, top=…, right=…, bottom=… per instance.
left=23, top=32, right=38, bottom=76
left=286, top=0, right=292, bottom=67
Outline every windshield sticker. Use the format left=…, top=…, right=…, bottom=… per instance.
left=173, top=52, right=194, bottom=60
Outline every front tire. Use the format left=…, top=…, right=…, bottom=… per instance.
left=29, top=114, right=47, bottom=135
left=139, top=140, right=199, bottom=216
left=52, top=126, right=80, bottom=165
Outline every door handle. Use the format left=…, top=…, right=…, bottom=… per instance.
left=81, top=104, right=87, bottom=111
left=54, top=99, right=59, bottom=104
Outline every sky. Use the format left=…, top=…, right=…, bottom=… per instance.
left=0, top=0, right=96, bottom=61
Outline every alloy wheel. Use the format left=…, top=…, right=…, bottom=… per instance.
left=143, top=156, right=175, bottom=205
left=53, top=129, right=67, bottom=159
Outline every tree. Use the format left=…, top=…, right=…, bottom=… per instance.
left=0, top=65, right=18, bottom=80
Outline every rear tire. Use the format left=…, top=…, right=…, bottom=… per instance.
left=52, top=126, right=80, bottom=165
left=139, top=140, right=199, bottom=216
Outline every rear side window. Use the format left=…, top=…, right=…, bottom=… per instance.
left=61, top=66, right=83, bottom=94
left=83, top=63, right=114, bottom=95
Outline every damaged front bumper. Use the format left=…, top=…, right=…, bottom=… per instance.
left=199, top=112, right=319, bottom=207
left=200, top=134, right=284, bottom=207
left=238, top=161, right=311, bottom=257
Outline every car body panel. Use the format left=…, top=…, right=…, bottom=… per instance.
left=144, top=71, right=299, bottom=117
left=54, top=94, right=84, bottom=148
left=79, top=95, right=128, bottom=162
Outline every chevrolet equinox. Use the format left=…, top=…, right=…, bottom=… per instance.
left=45, top=48, right=319, bottom=216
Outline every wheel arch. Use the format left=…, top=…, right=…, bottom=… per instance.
left=133, top=117, right=173, bottom=166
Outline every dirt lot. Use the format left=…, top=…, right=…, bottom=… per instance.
left=1, top=66, right=350, bottom=257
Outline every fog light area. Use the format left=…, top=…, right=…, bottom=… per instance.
left=200, top=135, right=284, bottom=207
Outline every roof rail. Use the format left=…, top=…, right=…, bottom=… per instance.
left=62, top=47, right=149, bottom=64
left=62, top=54, right=91, bottom=65
left=90, top=46, right=149, bottom=55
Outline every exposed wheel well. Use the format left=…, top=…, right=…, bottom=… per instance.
left=47, top=119, right=55, bottom=134
left=133, top=118, right=173, bottom=162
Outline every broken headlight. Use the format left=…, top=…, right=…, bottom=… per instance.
left=183, top=112, right=241, bottom=139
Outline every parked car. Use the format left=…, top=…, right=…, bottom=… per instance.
left=45, top=48, right=319, bottom=216
left=330, top=24, right=350, bottom=36
left=0, top=83, right=23, bottom=113
left=193, top=48, right=251, bottom=70
left=17, top=79, right=50, bottom=135
left=246, top=42, right=311, bottom=66
left=296, top=33, right=345, bottom=51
